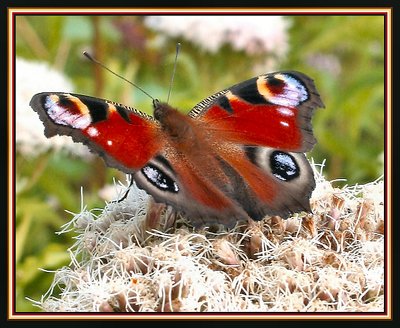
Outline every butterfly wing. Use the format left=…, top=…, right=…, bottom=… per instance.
left=183, top=71, right=324, bottom=224
left=189, top=71, right=324, bottom=152
left=229, top=145, right=316, bottom=221
left=30, top=93, right=164, bottom=172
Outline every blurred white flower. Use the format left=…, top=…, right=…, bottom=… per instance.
left=145, top=16, right=289, bottom=57
left=16, top=57, right=91, bottom=158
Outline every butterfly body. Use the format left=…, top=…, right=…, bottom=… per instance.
left=30, top=71, right=324, bottom=228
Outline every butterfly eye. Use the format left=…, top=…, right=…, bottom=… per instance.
left=141, top=164, right=179, bottom=193
left=269, top=151, right=300, bottom=181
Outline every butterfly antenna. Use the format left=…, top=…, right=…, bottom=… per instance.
left=83, top=51, right=154, bottom=101
left=166, top=43, right=181, bottom=104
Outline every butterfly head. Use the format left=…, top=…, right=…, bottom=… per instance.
left=153, top=99, right=170, bottom=121
left=153, top=99, right=182, bottom=125
left=152, top=99, right=199, bottom=149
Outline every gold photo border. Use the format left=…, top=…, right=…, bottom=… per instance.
left=7, top=7, right=393, bottom=320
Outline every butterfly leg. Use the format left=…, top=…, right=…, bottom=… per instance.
left=115, top=174, right=134, bottom=203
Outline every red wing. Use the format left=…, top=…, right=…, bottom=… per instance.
left=189, top=71, right=324, bottom=152
left=30, top=93, right=163, bottom=172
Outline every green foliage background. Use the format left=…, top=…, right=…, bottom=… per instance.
left=15, top=15, right=384, bottom=311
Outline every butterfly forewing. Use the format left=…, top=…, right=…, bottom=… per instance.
left=189, top=71, right=324, bottom=152
left=30, top=92, right=163, bottom=172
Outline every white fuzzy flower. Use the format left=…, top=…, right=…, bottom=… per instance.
left=145, top=16, right=289, bottom=57
left=16, top=57, right=91, bottom=158
left=34, top=169, right=385, bottom=312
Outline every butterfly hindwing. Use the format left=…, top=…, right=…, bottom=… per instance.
left=132, top=143, right=316, bottom=228
left=237, top=146, right=316, bottom=220
left=30, top=92, right=163, bottom=172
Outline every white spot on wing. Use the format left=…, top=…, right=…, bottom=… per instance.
left=87, top=127, right=99, bottom=137
left=277, top=107, right=294, bottom=117
left=107, top=140, right=112, bottom=146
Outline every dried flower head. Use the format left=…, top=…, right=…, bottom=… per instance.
left=32, top=165, right=385, bottom=312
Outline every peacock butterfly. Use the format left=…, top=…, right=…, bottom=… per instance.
left=30, top=66, right=324, bottom=228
